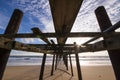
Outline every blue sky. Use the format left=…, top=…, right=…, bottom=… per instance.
left=0, top=0, right=120, bottom=55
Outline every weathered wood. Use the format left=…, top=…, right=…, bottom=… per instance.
left=55, top=54, right=58, bottom=70
left=50, top=40, right=56, bottom=75
left=69, top=54, right=74, bottom=76
left=32, top=27, right=51, bottom=80
left=95, top=6, right=120, bottom=79
left=39, top=54, right=46, bottom=80
left=0, top=9, right=23, bottom=80
left=0, top=37, right=50, bottom=54
left=51, top=54, right=55, bottom=75
left=74, top=42, right=82, bottom=80
left=80, top=36, right=120, bottom=52
left=63, top=55, right=68, bottom=70
left=49, top=0, right=83, bottom=44
left=31, top=27, right=51, bottom=44
left=1, top=35, right=120, bottom=54
left=1, top=32, right=120, bottom=38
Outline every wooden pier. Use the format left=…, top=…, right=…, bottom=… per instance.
left=0, top=0, right=120, bottom=80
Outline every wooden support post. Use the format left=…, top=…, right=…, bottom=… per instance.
left=51, top=54, right=55, bottom=75
left=39, top=54, right=46, bottom=80
left=69, top=54, right=74, bottom=76
left=95, top=6, right=120, bottom=79
left=66, top=55, right=68, bottom=70
left=32, top=28, right=50, bottom=80
left=50, top=40, right=56, bottom=75
left=55, top=54, right=58, bottom=70
left=0, top=9, right=23, bottom=79
left=74, top=42, right=82, bottom=80
left=63, top=54, right=68, bottom=70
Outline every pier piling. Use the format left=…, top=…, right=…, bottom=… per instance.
left=69, top=54, right=74, bottom=76
left=0, top=9, right=23, bottom=80
left=74, top=42, right=82, bottom=80
left=95, top=6, right=120, bottom=80
left=51, top=54, right=55, bottom=75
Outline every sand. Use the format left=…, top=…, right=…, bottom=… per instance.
left=3, top=65, right=116, bottom=80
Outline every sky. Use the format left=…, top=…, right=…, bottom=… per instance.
left=0, top=0, right=120, bottom=56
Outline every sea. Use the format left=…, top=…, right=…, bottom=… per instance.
left=7, top=55, right=112, bottom=66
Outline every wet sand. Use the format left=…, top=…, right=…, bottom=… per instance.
left=3, top=65, right=115, bottom=80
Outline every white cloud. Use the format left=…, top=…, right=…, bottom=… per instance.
left=40, top=17, right=55, bottom=32
left=48, top=38, right=57, bottom=44
left=10, top=0, right=120, bottom=44
left=72, top=0, right=120, bottom=33
left=31, top=0, right=37, bottom=4
left=70, top=0, right=120, bottom=45
left=20, top=38, right=35, bottom=43
left=0, top=25, right=4, bottom=30
left=0, top=13, right=9, bottom=30
left=12, top=0, right=54, bottom=33
left=66, top=38, right=91, bottom=45
left=6, top=0, right=119, bottom=56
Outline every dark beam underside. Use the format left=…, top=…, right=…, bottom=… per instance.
left=0, top=33, right=120, bottom=54
left=0, top=32, right=120, bottom=38
left=49, top=0, right=83, bottom=44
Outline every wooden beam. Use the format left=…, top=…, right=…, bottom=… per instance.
left=32, top=27, right=51, bottom=80
left=0, top=9, right=23, bottom=80
left=51, top=54, right=55, bottom=75
left=31, top=27, right=51, bottom=44
left=69, top=54, right=74, bottom=76
left=63, top=54, right=68, bottom=70
left=50, top=40, right=56, bottom=75
left=0, top=37, right=50, bottom=54
left=39, top=54, right=46, bottom=80
left=1, top=35, right=120, bottom=54
left=28, top=34, right=120, bottom=52
left=0, top=32, right=120, bottom=38
left=49, top=0, right=83, bottom=44
left=95, top=6, right=120, bottom=79
left=55, top=54, right=58, bottom=70
left=74, top=42, right=82, bottom=80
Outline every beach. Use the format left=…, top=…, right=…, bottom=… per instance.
left=3, top=65, right=115, bottom=80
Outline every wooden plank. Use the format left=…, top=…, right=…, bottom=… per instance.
left=1, top=35, right=120, bottom=54
left=0, top=37, right=50, bottom=54
left=31, top=27, right=51, bottom=44
left=0, top=9, right=23, bottom=80
left=49, top=0, right=83, bottom=44
left=95, top=6, right=120, bottom=79
left=0, top=32, right=120, bottom=38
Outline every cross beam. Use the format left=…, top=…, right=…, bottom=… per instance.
left=0, top=32, right=120, bottom=38
left=0, top=34, right=120, bottom=54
